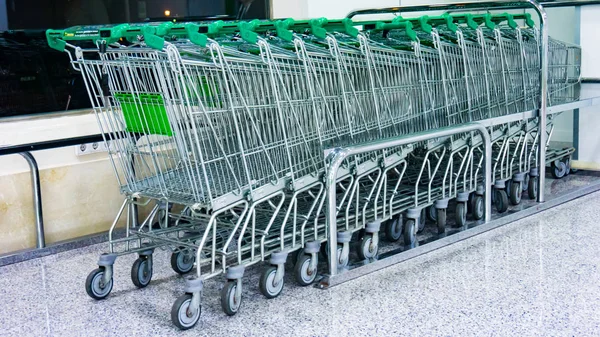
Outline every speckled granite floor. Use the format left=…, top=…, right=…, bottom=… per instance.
left=2, top=184, right=600, bottom=336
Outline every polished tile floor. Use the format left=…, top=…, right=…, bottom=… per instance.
left=2, top=190, right=600, bottom=336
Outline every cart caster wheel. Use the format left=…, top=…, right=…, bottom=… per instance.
left=552, top=161, right=568, bottom=179
left=221, top=281, right=242, bottom=316
left=473, top=195, right=484, bottom=220
left=294, top=254, right=318, bottom=286
left=510, top=181, right=522, bottom=205
left=384, top=216, right=403, bottom=242
left=528, top=176, right=538, bottom=200
left=522, top=174, right=529, bottom=192
left=494, top=189, right=509, bottom=213
left=436, top=208, right=446, bottom=234
left=131, top=256, right=153, bottom=288
left=171, top=293, right=201, bottom=330
left=427, top=205, right=437, bottom=222
left=85, top=268, right=113, bottom=300
left=403, top=219, right=416, bottom=246
left=357, top=234, right=378, bottom=260
left=171, top=249, right=194, bottom=275
left=259, top=266, right=284, bottom=299
left=455, top=202, right=467, bottom=227
left=467, top=193, right=475, bottom=214
left=337, top=244, right=349, bottom=267
left=417, top=208, right=426, bottom=233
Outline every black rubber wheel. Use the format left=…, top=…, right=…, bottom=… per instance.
left=221, top=281, right=241, bottom=316
left=403, top=219, right=416, bottom=246
left=417, top=208, right=426, bottom=233
left=384, top=216, right=403, bottom=242
left=259, top=265, right=284, bottom=299
left=131, top=256, right=153, bottom=288
left=509, top=181, right=522, bottom=205
left=85, top=267, right=113, bottom=300
left=565, top=158, right=572, bottom=175
left=528, top=176, right=538, bottom=200
left=436, top=208, right=446, bottom=234
left=467, top=193, right=475, bottom=214
left=357, top=234, right=378, bottom=260
left=427, top=205, right=437, bottom=222
left=171, top=293, right=201, bottom=330
left=522, top=174, right=529, bottom=192
left=551, top=161, right=568, bottom=179
left=473, top=195, right=484, bottom=220
left=294, top=254, right=317, bottom=286
left=494, top=189, right=509, bottom=213
left=455, top=202, right=467, bottom=227
left=171, top=249, right=194, bottom=275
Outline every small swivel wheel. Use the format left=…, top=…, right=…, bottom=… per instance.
left=528, top=176, right=538, bottom=200
left=131, top=254, right=153, bottom=288
left=221, top=266, right=245, bottom=316
left=259, top=252, right=287, bottom=299
left=472, top=195, right=485, bottom=220
left=85, top=268, right=113, bottom=300
left=171, top=248, right=195, bottom=275
left=551, top=160, right=568, bottom=179
left=403, top=219, right=416, bottom=246
left=436, top=208, right=446, bottom=234
left=494, top=189, right=509, bottom=213
left=509, top=181, right=522, bottom=205
left=221, top=280, right=242, bottom=316
left=259, top=266, right=284, bottom=299
left=357, top=222, right=380, bottom=260
left=384, top=216, right=403, bottom=242
left=86, top=253, right=116, bottom=300
left=455, top=202, right=467, bottom=227
left=294, top=255, right=318, bottom=286
left=417, top=208, right=426, bottom=233
left=171, top=293, right=201, bottom=330
left=427, top=205, right=437, bottom=223
left=294, top=241, right=319, bottom=286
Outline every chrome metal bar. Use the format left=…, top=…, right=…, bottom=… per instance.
left=325, top=122, right=492, bottom=277
left=19, top=152, right=45, bottom=249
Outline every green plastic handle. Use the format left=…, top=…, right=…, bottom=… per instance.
left=450, top=14, right=482, bottom=31
left=46, top=29, right=67, bottom=51
left=46, top=23, right=133, bottom=51
left=142, top=26, right=165, bottom=50
left=185, top=23, right=209, bottom=47
left=490, top=13, right=517, bottom=29
left=375, top=20, right=416, bottom=41
left=274, top=19, right=295, bottom=42
left=512, top=13, right=535, bottom=28
left=423, top=14, right=458, bottom=33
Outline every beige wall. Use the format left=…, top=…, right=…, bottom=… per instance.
left=0, top=111, right=130, bottom=255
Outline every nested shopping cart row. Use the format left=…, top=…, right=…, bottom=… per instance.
left=46, top=11, right=580, bottom=329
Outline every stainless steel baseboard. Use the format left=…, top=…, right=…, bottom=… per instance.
left=318, top=178, right=600, bottom=289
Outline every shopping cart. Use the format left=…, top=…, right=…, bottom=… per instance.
left=45, top=9, right=581, bottom=329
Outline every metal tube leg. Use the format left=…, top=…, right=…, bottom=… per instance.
left=19, top=152, right=45, bottom=249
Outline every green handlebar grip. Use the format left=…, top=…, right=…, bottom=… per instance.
left=482, top=14, right=496, bottom=30
left=342, top=18, right=359, bottom=37
left=46, top=29, right=67, bottom=51
left=309, top=18, right=328, bottom=39
left=274, top=20, right=294, bottom=42
left=489, top=13, right=516, bottom=29
left=142, top=26, right=165, bottom=50
left=375, top=20, right=416, bottom=41
left=155, top=22, right=174, bottom=36
left=423, top=14, right=457, bottom=33
left=512, top=13, right=535, bottom=28
left=186, top=24, right=208, bottom=47
left=417, top=16, right=433, bottom=34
